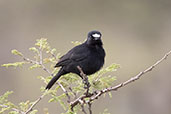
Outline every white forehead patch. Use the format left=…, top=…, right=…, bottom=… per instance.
left=92, top=33, right=101, bottom=38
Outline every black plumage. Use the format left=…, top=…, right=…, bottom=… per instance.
left=46, top=30, right=105, bottom=90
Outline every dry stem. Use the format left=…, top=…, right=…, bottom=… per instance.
left=70, top=50, right=171, bottom=110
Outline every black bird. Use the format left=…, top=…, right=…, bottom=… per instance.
left=46, top=30, right=105, bottom=90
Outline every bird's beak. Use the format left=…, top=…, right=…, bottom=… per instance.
left=94, top=37, right=101, bottom=40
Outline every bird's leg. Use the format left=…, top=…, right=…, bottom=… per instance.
left=82, top=75, right=90, bottom=89
left=83, top=76, right=91, bottom=96
left=77, top=66, right=91, bottom=91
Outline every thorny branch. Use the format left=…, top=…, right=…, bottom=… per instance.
left=70, top=50, right=171, bottom=110
left=2, top=49, right=171, bottom=114
left=24, top=93, right=45, bottom=114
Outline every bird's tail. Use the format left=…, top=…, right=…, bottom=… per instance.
left=45, top=68, right=66, bottom=90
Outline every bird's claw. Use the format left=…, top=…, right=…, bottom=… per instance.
left=83, top=79, right=91, bottom=89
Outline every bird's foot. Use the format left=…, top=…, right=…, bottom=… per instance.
left=83, top=78, right=91, bottom=89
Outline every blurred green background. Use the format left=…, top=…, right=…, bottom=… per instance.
left=0, top=0, right=171, bottom=114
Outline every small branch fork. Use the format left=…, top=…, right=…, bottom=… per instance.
left=22, top=53, right=69, bottom=91
left=20, top=49, right=71, bottom=113
left=70, top=50, right=171, bottom=111
left=0, top=104, right=25, bottom=114
left=1, top=50, right=170, bottom=114
left=24, top=94, right=45, bottom=114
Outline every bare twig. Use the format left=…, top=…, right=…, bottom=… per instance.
left=89, top=50, right=171, bottom=102
left=70, top=93, right=93, bottom=111
left=37, top=54, right=71, bottom=102
left=88, top=102, right=92, bottom=114
left=41, top=63, right=71, bottom=102
left=81, top=104, right=87, bottom=114
left=69, top=87, right=77, bottom=99
left=39, top=63, right=70, bottom=100
left=57, top=82, right=71, bottom=103
left=0, top=104, right=25, bottom=114
left=22, top=53, right=69, bottom=97
left=71, top=50, right=171, bottom=110
left=22, top=57, right=39, bottom=64
left=24, top=93, right=45, bottom=114
left=38, top=49, right=71, bottom=103
left=21, top=50, right=71, bottom=112
left=50, top=51, right=58, bottom=61
left=17, top=47, right=171, bottom=113
left=70, top=94, right=86, bottom=111
left=0, top=93, right=45, bottom=114
left=42, top=64, right=54, bottom=76
left=38, top=47, right=43, bottom=65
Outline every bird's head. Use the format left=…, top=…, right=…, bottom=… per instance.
left=86, top=30, right=103, bottom=46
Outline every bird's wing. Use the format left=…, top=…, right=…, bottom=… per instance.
left=55, top=44, right=88, bottom=67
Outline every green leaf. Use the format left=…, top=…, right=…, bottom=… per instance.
left=2, top=38, right=120, bottom=114
left=0, top=107, right=10, bottom=113
left=0, top=91, right=16, bottom=114
left=48, top=93, right=67, bottom=110
left=2, top=62, right=25, bottom=68
left=29, top=109, right=38, bottom=114
left=19, top=100, right=30, bottom=112
left=35, top=38, right=50, bottom=51
left=0, top=91, right=13, bottom=104
left=58, top=99, right=67, bottom=110
left=29, top=47, right=39, bottom=53
left=37, top=76, right=46, bottom=82
left=71, top=41, right=82, bottom=46
left=105, top=63, right=120, bottom=72
left=48, top=98, right=55, bottom=103
left=50, top=48, right=56, bottom=54
left=29, top=64, right=41, bottom=70
left=44, top=76, right=53, bottom=84
left=56, top=53, right=61, bottom=59
left=11, top=49, right=23, bottom=56
left=43, top=58, right=50, bottom=64
left=9, top=111, right=19, bottom=114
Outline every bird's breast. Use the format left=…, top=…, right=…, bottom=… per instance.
left=81, top=48, right=105, bottom=75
